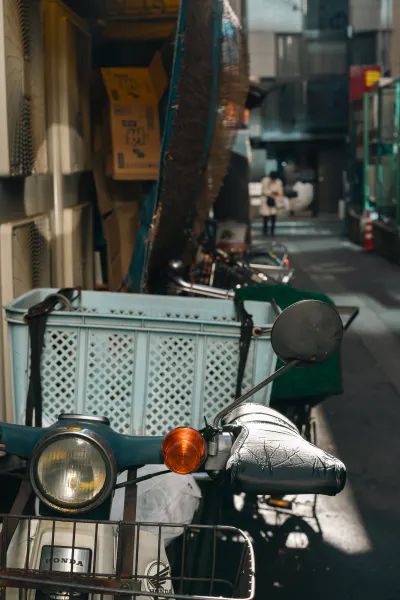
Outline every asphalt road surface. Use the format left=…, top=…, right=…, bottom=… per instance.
left=249, top=220, right=400, bottom=600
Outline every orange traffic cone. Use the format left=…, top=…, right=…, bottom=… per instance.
left=364, top=210, right=374, bottom=251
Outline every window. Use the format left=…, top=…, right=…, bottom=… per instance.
left=261, top=81, right=304, bottom=132
left=278, top=82, right=304, bottom=128
left=378, top=31, right=391, bottom=75
left=306, top=0, right=348, bottom=30
left=306, top=78, right=349, bottom=131
left=276, top=35, right=302, bottom=78
left=304, top=39, right=347, bottom=76
left=350, top=32, right=377, bottom=67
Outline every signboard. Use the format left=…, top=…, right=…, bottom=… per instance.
left=350, top=65, right=381, bottom=103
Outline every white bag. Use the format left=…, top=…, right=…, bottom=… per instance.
left=110, top=466, right=202, bottom=545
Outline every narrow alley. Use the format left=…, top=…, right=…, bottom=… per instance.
left=254, top=221, right=400, bottom=600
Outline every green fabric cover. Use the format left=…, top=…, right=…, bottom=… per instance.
left=235, top=285, right=343, bottom=401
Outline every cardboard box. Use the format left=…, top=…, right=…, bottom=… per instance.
left=106, top=0, right=180, bottom=18
left=103, top=200, right=142, bottom=291
left=102, top=53, right=167, bottom=180
left=92, top=144, right=143, bottom=291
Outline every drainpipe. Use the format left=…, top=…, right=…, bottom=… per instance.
left=48, top=9, right=65, bottom=288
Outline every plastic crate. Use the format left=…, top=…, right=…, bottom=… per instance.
left=5, top=290, right=277, bottom=435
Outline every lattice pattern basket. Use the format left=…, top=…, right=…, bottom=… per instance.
left=5, top=290, right=277, bottom=434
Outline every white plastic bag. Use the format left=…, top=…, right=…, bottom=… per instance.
left=110, top=466, right=202, bottom=545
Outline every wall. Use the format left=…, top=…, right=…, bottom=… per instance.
left=248, top=31, right=275, bottom=79
left=247, top=0, right=392, bottom=80
left=250, top=148, right=267, bottom=182
left=247, top=0, right=388, bottom=32
left=350, top=0, right=392, bottom=31
left=317, top=143, right=346, bottom=214
left=391, top=0, right=400, bottom=76
left=351, top=0, right=380, bottom=30
left=380, top=0, right=393, bottom=29
left=247, top=0, right=302, bottom=33
left=247, top=0, right=302, bottom=80
left=249, top=108, right=262, bottom=139
left=0, top=174, right=82, bottom=224
left=0, top=176, right=52, bottom=222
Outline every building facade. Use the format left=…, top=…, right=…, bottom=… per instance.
left=247, top=0, right=392, bottom=213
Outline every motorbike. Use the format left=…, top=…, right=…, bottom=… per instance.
left=0, top=299, right=346, bottom=600
left=191, top=248, right=295, bottom=290
left=167, top=250, right=293, bottom=300
left=192, top=220, right=295, bottom=290
left=169, top=263, right=358, bottom=557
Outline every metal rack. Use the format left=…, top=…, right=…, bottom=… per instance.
left=0, top=515, right=255, bottom=600
left=349, top=78, right=400, bottom=257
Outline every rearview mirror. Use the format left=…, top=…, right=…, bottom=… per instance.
left=211, top=300, right=344, bottom=433
left=271, top=300, right=343, bottom=368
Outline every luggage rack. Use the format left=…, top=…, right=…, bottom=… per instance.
left=0, top=515, right=255, bottom=600
left=5, top=289, right=276, bottom=432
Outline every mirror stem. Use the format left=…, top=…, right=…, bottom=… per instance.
left=271, top=298, right=282, bottom=317
left=213, top=360, right=300, bottom=428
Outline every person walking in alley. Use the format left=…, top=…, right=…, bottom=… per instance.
left=260, top=171, right=283, bottom=236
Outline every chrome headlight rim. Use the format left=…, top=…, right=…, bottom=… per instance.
left=29, top=428, right=117, bottom=514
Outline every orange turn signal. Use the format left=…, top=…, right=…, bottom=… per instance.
left=266, top=498, right=292, bottom=510
left=161, top=428, right=207, bottom=475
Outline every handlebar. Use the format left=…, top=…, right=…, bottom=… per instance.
left=168, top=256, right=294, bottom=302
left=172, top=278, right=235, bottom=300
left=0, top=407, right=346, bottom=498
left=0, top=420, right=164, bottom=469
left=168, top=260, right=235, bottom=299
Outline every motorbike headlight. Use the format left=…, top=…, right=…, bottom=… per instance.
left=30, top=430, right=116, bottom=513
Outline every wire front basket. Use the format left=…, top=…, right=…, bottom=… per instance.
left=0, top=515, right=255, bottom=600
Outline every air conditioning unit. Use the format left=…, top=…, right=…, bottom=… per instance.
left=43, top=0, right=92, bottom=174
left=63, top=202, right=94, bottom=289
left=0, top=214, right=51, bottom=421
left=0, top=0, right=48, bottom=176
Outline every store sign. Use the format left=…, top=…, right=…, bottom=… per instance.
left=350, top=65, right=381, bottom=103
left=365, top=70, right=380, bottom=89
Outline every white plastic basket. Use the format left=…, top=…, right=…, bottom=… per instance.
left=5, top=290, right=277, bottom=434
